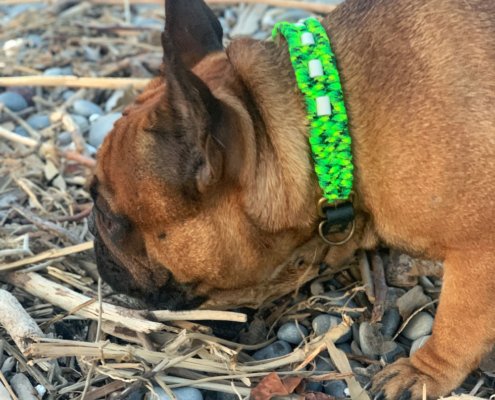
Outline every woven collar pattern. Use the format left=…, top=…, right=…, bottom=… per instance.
left=272, top=18, right=353, bottom=202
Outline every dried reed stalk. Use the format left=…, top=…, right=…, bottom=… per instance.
left=0, top=76, right=150, bottom=90
left=0, top=241, right=94, bottom=272
left=1, top=271, right=166, bottom=334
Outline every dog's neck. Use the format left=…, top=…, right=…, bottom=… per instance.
left=227, top=38, right=322, bottom=233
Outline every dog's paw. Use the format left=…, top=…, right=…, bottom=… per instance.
left=371, top=358, right=447, bottom=400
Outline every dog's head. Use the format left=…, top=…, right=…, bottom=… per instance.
left=90, top=0, right=358, bottom=310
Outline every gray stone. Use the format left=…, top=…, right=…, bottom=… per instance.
left=70, top=114, right=89, bottom=133
left=14, top=126, right=28, bottom=137
left=410, top=335, right=431, bottom=356
left=277, top=322, right=308, bottom=345
left=88, top=113, right=121, bottom=147
left=27, top=114, right=50, bottom=130
left=57, top=132, right=72, bottom=146
left=43, top=67, right=73, bottom=76
left=402, top=312, right=434, bottom=341
left=0, top=92, right=28, bottom=112
left=133, top=16, right=162, bottom=28
left=359, top=322, right=383, bottom=357
left=381, top=308, right=401, bottom=338
left=26, top=34, right=43, bottom=47
left=214, top=393, right=238, bottom=400
left=337, top=342, right=352, bottom=354
left=151, top=387, right=203, bottom=400
left=381, top=342, right=406, bottom=363
left=323, top=380, right=347, bottom=397
left=8, top=3, right=44, bottom=19
left=72, top=99, right=103, bottom=117
left=252, top=340, right=292, bottom=361
left=312, top=314, right=351, bottom=344
left=397, top=286, right=432, bottom=320
left=315, top=356, right=334, bottom=373
left=304, top=381, right=323, bottom=392
left=62, top=90, right=76, bottom=101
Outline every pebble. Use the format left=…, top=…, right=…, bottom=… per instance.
left=7, top=3, right=44, bottom=19
left=14, top=126, right=28, bottom=137
left=401, top=312, right=434, bottom=341
left=62, top=90, right=76, bottom=101
left=1, top=356, right=15, bottom=374
left=337, top=342, right=352, bottom=354
left=26, top=34, right=43, bottom=48
left=381, top=308, right=401, bottom=338
left=311, top=314, right=351, bottom=344
left=27, top=114, right=50, bottom=130
left=315, top=356, right=334, bottom=373
left=323, top=380, right=348, bottom=397
left=150, top=387, right=203, bottom=400
left=359, top=322, right=383, bottom=357
left=252, top=340, right=292, bottom=361
left=133, top=16, right=162, bottom=29
left=397, top=286, right=432, bottom=320
left=88, top=113, right=121, bottom=147
left=304, top=381, right=323, bottom=392
left=277, top=322, right=308, bottom=345
left=214, top=393, right=238, bottom=400
left=57, top=132, right=73, bottom=146
left=0, top=92, right=28, bottom=112
left=381, top=341, right=406, bottom=363
left=410, top=335, right=431, bottom=356
left=43, top=66, right=73, bottom=76
left=72, top=99, right=103, bottom=117
left=70, top=114, right=89, bottom=133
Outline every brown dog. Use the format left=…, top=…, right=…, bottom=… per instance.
left=90, top=0, right=495, bottom=398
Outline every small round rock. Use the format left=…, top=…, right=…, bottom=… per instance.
left=150, top=387, right=203, bottom=400
left=410, top=335, right=431, bottom=356
left=14, top=126, right=28, bottom=137
left=0, top=92, right=28, bottom=112
left=381, top=308, right=401, bottom=338
left=252, top=340, right=292, bottom=361
left=72, top=99, right=103, bottom=117
left=70, top=114, right=89, bottom=133
left=43, top=67, right=73, bottom=76
left=323, top=380, right=347, bottom=397
left=277, top=322, right=308, bottom=345
left=89, top=113, right=121, bottom=147
left=402, top=312, right=434, bottom=341
left=312, top=314, right=351, bottom=344
left=27, top=114, right=50, bottom=130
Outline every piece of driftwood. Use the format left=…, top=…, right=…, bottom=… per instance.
left=370, top=251, right=388, bottom=323
left=0, top=241, right=94, bottom=272
left=0, top=289, right=44, bottom=353
left=1, top=271, right=166, bottom=334
left=0, top=76, right=150, bottom=90
left=87, top=0, right=337, bottom=14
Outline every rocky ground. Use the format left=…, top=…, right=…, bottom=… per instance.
left=0, top=1, right=494, bottom=399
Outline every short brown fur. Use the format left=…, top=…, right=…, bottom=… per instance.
left=92, top=0, right=495, bottom=398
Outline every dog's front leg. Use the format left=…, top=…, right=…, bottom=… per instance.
left=372, top=250, right=495, bottom=399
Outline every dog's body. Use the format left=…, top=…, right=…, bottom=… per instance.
left=91, top=0, right=495, bottom=398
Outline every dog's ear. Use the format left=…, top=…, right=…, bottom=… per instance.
left=163, top=0, right=224, bottom=69
left=157, top=0, right=228, bottom=194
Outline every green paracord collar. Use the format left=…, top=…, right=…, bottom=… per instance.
left=273, top=18, right=356, bottom=245
left=272, top=18, right=354, bottom=204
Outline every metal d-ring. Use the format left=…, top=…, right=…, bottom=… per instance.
left=318, top=218, right=356, bottom=246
